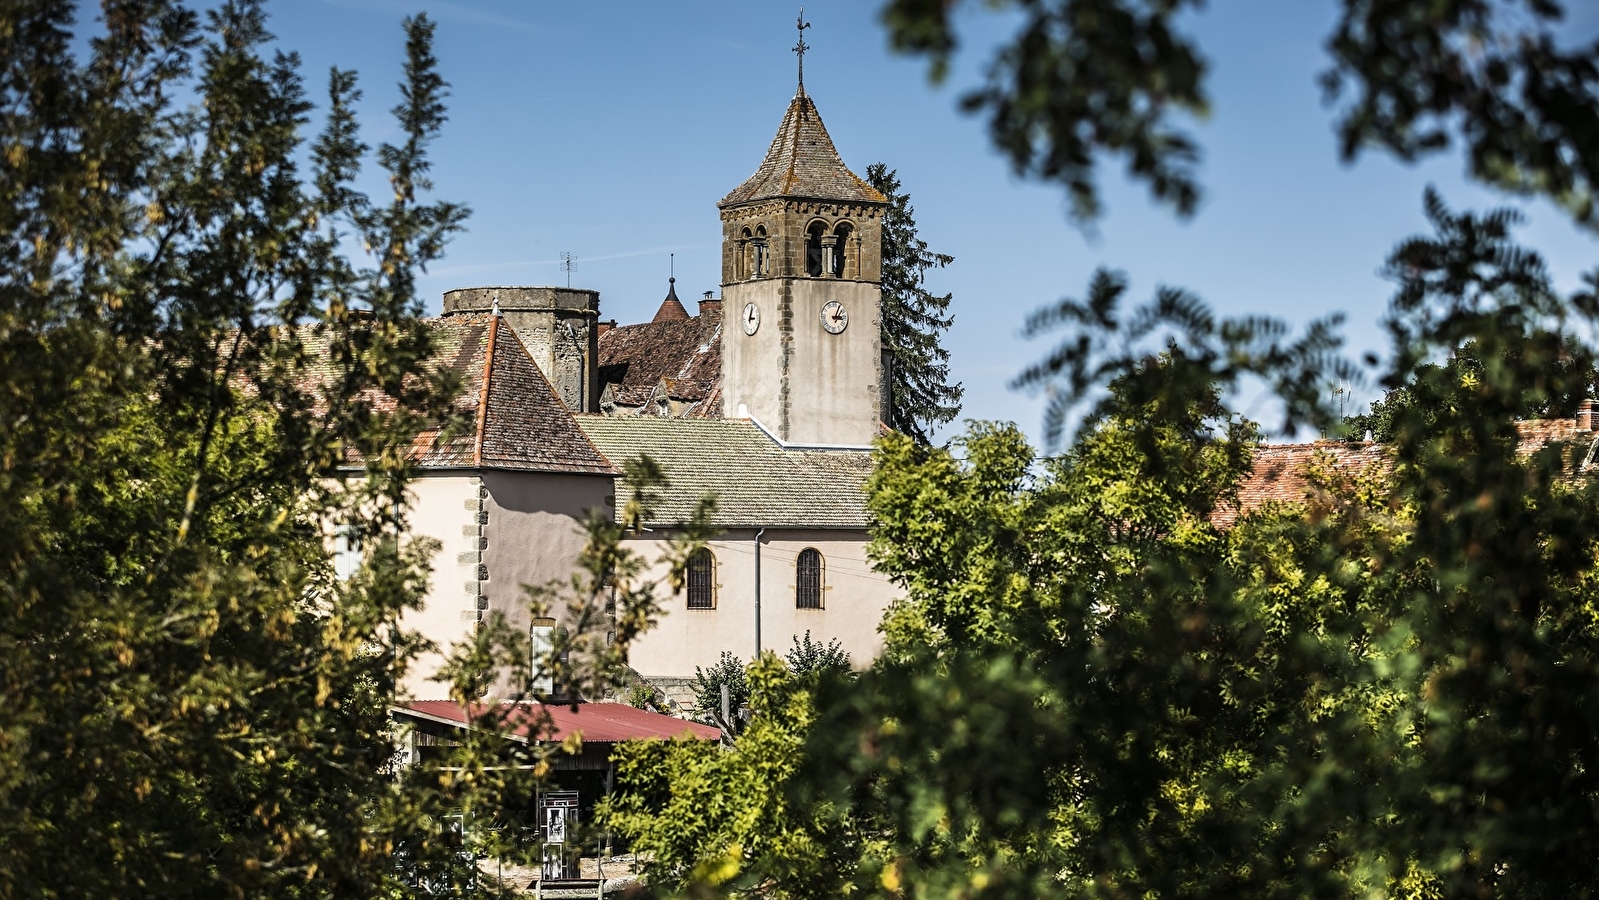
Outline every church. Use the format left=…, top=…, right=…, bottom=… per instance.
left=385, top=60, right=901, bottom=709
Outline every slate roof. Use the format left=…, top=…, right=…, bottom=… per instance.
left=597, top=309, right=722, bottom=412
left=575, top=416, right=874, bottom=529
left=719, top=89, right=887, bottom=208
left=316, top=315, right=616, bottom=475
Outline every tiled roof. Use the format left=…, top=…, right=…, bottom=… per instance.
left=315, top=316, right=616, bottom=475
left=575, top=416, right=874, bottom=529
left=597, top=311, right=722, bottom=412
left=651, top=278, right=691, bottom=323
left=1217, top=441, right=1389, bottom=528
left=1219, top=419, right=1599, bottom=527
left=719, top=90, right=887, bottom=208
left=396, top=700, right=718, bottom=743
left=1515, top=417, right=1585, bottom=455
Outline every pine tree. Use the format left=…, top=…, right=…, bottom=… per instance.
left=868, top=163, right=962, bottom=444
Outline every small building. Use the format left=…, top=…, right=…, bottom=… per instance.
left=347, top=313, right=619, bottom=700
left=393, top=699, right=719, bottom=816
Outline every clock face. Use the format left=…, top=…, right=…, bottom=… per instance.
left=742, top=302, right=760, bottom=335
left=820, top=300, right=848, bottom=334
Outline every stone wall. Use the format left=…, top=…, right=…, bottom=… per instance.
left=442, top=286, right=600, bottom=413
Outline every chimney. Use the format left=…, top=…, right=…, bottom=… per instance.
left=1578, top=398, right=1598, bottom=431
left=698, top=290, right=722, bottom=320
left=597, top=319, right=616, bottom=338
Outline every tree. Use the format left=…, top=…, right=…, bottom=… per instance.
left=601, top=3, right=1599, bottom=900
left=0, top=3, right=664, bottom=896
left=1343, top=201, right=1599, bottom=443
left=868, top=163, right=962, bottom=444
left=603, top=655, right=869, bottom=900
left=784, top=631, right=850, bottom=684
left=692, top=650, right=751, bottom=735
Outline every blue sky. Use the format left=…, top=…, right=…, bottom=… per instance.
left=260, top=0, right=1599, bottom=445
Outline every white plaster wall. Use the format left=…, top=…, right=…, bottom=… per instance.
left=624, top=528, right=893, bottom=678
left=722, top=278, right=882, bottom=446
left=784, top=278, right=881, bottom=446
left=480, top=471, right=614, bottom=640
left=721, top=279, right=786, bottom=428
left=400, top=474, right=478, bottom=700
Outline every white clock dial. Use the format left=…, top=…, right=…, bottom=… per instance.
left=820, top=300, right=848, bottom=334
left=742, top=302, right=761, bottom=335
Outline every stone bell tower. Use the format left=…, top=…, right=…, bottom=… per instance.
left=718, top=28, right=886, bottom=446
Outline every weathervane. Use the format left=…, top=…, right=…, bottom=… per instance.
left=793, top=8, right=811, bottom=90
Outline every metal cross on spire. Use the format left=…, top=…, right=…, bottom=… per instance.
left=793, top=8, right=811, bottom=91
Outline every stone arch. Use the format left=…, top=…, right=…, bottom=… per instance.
left=805, top=220, right=829, bottom=277
left=752, top=225, right=768, bottom=278
left=831, top=221, right=854, bottom=278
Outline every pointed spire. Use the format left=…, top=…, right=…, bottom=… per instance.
left=793, top=8, right=811, bottom=95
left=652, top=276, right=690, bottom=323
left=719, top=91, right=886, bottom=208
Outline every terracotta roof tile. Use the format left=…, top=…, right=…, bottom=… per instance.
left=651, top=278, right=691, bottom=323
left=1220, top=419, right=1599, bottom=527
left=719, top=90, right=886, bottom=208
left=1216, top=441, right=1389, bottom=528
left=597, top=312, right=721, bottom=412
left=396, top=700, right=718, bottom=743
left=307, top=316, right=616, bottom=476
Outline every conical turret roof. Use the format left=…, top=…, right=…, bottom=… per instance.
left=651, top=277, right=690, bottom=323
left=719, top=90, right=886, bottom=208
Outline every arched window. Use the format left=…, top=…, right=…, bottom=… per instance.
left=796, top=548, right=823, bottom=609
left=753, top=225, right=768, bottom=277
left=740, top=227, right=753, bottom=280
left=831, top=222, right=853, bottom=277
left=687, top=547, right=715, bottom=609
left=805, top=222, right=827, bottom=277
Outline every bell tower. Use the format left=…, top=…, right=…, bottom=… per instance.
left=719, top=18, right=887, bottom=445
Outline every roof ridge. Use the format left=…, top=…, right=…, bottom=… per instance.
left=484, top=323, right=618, bottom=475
left=719, top=92, right=886, bottom=208
left=473, top=315, right=498, bottom=467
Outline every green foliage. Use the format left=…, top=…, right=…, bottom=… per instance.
left=784, top=631, right=850, bottom=683
left=881, top=0, right=1207, bottom=223
left=627, top=682, right=665, bottom=710
left=604, top=3, right=1599, bottom=900
left=602, top=655, right=869, bottom=900
left=867, top=163, right=962, bottom=444
left=692, top=650, right=751, bottom=735
left=1345, top=190, right=1599, bottom=442
left=0, top=3, right=653, bottom=896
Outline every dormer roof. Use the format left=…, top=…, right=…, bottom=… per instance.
left=719, top=90, right=886, bottom=208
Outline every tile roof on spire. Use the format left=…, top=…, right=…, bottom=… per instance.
left=651, top=277, right=690, bottom=323
left=719, top=91, right=886, bottom=208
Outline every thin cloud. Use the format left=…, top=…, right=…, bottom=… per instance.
left=306, top=0, right=539, bottom=33
left=431, top=242, right=717, bottom=277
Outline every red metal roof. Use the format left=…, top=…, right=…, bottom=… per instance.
left=396, top=700, right=720, bottom=744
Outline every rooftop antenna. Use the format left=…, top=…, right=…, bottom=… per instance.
left=793, top=8, right=811, bottom=92
left=560, top=251, right=575, bottom=288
